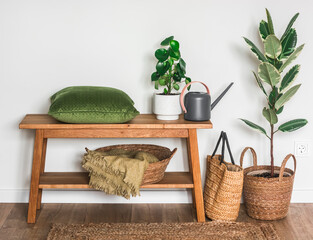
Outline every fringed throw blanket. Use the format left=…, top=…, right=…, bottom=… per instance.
left=82, top=149, right=159, bottom=199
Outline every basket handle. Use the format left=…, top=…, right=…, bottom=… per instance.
left=170, top=148, right=178, bottom=159
left=279, top=154, right=296, bottom=182
left=240, top=147, right=257, bottom=167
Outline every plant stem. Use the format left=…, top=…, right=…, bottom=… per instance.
left=270, top=124, right=274, bottom=177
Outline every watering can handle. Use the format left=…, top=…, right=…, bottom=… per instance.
left=180, top=81, right=210, bottom=113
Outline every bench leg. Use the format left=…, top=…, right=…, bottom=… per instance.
left=186, top=139, right=196, bottom=209
left=27, top=130, right=44, bottom=223
left=37, top=138, right=47, bottom=210
left=187, top=129, right=205, bottom=222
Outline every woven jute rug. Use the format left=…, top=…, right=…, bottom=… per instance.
left=47, top=222, right=279, bottom=240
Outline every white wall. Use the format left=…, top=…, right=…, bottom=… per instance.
left=0, top=0, right=312, bottom=203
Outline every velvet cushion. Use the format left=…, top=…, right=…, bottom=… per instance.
left=48, top=86, right=139, bottom=123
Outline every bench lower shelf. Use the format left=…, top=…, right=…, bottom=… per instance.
left=39, top=172, right=194, bottom=189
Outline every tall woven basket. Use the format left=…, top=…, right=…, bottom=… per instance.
left=96, top=144, right=177, bottom=185
left=240, top=147, right=296, bottom=220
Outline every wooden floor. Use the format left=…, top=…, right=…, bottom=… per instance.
left=0, top=203, right=312, bottom=240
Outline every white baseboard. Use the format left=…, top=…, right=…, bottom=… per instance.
left=0, top=189, right=313, bottom=203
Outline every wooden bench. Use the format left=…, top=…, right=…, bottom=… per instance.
left=19, top=114, right=212, bottom=223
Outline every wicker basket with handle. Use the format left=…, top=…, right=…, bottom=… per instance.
left=240, top=147, right=296, bottom=220
left=204, top=132, right=243, bottom=221
left=96, top=144, right=177, bottom=185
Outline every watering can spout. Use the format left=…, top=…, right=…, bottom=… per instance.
left=211, top=82, right=234, bottom=110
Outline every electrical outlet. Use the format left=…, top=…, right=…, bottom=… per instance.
left=295, top=141, right=311, bottom=157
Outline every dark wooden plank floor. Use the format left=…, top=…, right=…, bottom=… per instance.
left=0, top=203, right=312, bottom=240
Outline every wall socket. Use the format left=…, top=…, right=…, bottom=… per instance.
left=294, top=141, right=311, bottom=157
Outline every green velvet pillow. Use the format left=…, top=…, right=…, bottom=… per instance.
left=48, top=86, right=139, bottom=123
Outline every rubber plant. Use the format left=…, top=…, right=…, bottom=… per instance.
left=151, top=36, right=191, bottom=94
left=241, top=9, right=308, bottom=177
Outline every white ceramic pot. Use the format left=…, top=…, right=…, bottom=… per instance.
left=153, top=93, right=182, bottom=120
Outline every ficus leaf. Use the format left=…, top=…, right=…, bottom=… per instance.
left=280, top=13, right=299, bottom=42
left=240, top=118, right=269, bottom=138
left=268, top=87, right=281, bottom=107
left=275, top=84, right=301, bottom=110
left=276, top=106, right=284, bottom=114
left=243, top=37, right=268, bottom=62
left=262, top=107, right=278, bottom=124
left=163, top=88, right=168, bottom=94
left=253, top=71, right=267, bottom=96
left=266, top=8, right=275, bottom=34
left=280, top=28, right=297, bottom=60
left=264, top=35, right=282, bottom=59
left=161, top=36, right=174, bottom=46
left=280, top=64, right=300, bottom=92
left=278, top=119, right=308, bottom=132
left=259, top=20, right=270, bottom=40
left=258, top=62, right=281, bottom=86
left=279, top=44, right=304, bottom=72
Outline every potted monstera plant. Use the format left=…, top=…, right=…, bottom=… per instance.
left=240, top=9, right=308, bottom=220
left=151, top=36, right=192, bottom=120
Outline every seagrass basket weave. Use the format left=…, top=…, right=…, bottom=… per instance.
left=204, top=155, right=243, bottom=221
left=240, top=147, right=296, bottom=220
left=96, top=144, right=177, bottom=185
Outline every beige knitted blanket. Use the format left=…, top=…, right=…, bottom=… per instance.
left=82, top=149, right=158, bottom=199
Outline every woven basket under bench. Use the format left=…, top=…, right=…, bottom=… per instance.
left=96, top=144, right=177, bottom=185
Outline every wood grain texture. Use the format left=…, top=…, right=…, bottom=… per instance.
left=0, top=203, right=312, bottom=240
left=38, top=172, right=194, bottom=189
left=36, top=138, right=47, bottom=210
left=19, top=114, right=213, bottom=130
left=187, top=129, right=205, bottom=222
left=27, top=130, right=44, bottom=224
left=43, top=129, right=188, bottom=138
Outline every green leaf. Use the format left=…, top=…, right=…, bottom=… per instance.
left=276, top=106, right=284, bottom=114
left=179, top=58, right=186, bottom=74
left=151, top=72, right=160, bottom=81
left=158, top=78, right=166, bottom=86
left=279, top=44, right=304, bottom=72
left=253, top=71, right=267, bottom=96
left=280, top=13, right=299, bottom=42
left=168, top=58, right=174, bottom=66
left=173, top=72, right=181, bottom=82
left=280, top=64, right=300, bottom=92
left=176, top=63, right=184, bottom=78
left=170, top=40, right=179, bottom=52
left=154, top=48, right=169, bottom=62
left=240, top=118, right=268, bottom=137
left=163, top=88, right=168, bottom=94
left=156, top=61, right=170, bottom=76
left=243, top=37, right=268, bottom=62
left=268, top=87, right=281, bottom=107
left=280, top=29, right=297, bottom=60
left=262, top=107, right=278, bottom=124
left=161, top=36, right=174, bottom=46
left=264, top=35, right=282, bottom=59
left=185, top=77, right=191, bottom=90
left=266, top=8, right=274, bottom=34
left=259, top=20, right=270, bottom=40
left=258, top=62, right=281, bottom=86
left=173, top=83, right=180, bottom=91
left=154, top=81, right=159, bottom=90
left=275, top=84, right=301, bottom=109
left=169, top=48, right=180, bottom=60
left=278, top=119, right=308, bottom=132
